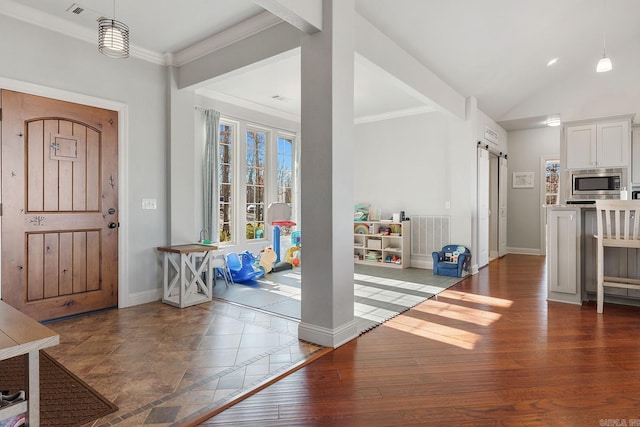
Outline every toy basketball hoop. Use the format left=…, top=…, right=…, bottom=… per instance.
left=267, top=203, right=296, bottom=271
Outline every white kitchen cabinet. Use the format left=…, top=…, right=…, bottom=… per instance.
left=565, top=120, right=629, bottom=169
left=547, top=207, right=581, bottom=303
left=632, top=126, right=640, bottom=185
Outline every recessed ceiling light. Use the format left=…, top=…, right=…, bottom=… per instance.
left=546, top=58, right=559, bottom=67
left=546, top=117, right=561, bottom=127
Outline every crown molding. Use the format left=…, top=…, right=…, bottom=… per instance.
left=355, top=105, right=435, bottom=124
left=0, top=0, right=166, bottom=64
left=199, top=88, right=436, bottom=126
left=0, top=0, right=278, bottom=66
left=170, top=12, right=283, bottom=67
left=198, top=88, right=300, bottom=123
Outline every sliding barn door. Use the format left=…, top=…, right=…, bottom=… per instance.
left=477, top=147, right=490, bottom=268
left=1, top=90, right=119, bottom=321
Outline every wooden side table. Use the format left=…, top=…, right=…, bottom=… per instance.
left=157, top=243, right=218, bottom=308
left=0, top=300, right=60, bottom=426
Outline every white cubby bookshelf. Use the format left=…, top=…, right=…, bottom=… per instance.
left=353, top=220, right=410, bottom=269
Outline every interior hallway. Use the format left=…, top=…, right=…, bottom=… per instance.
left=199, top=255, right=640, bottom=426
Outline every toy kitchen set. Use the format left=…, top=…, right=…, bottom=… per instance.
left=547, top=115, right=640, bottom=307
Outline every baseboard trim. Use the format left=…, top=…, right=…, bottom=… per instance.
left=120, top=288, right=162, bottom=308
left=409, top=259, right=431, bottom=269
left=298, top=319, right=359, bottom=348
left=506, top=247, right=542, bottom=256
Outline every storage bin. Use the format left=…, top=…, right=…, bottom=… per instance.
left=367, top=239, right=382, bottom=250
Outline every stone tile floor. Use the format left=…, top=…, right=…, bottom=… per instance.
left=45, top=299, right=325, bottom=426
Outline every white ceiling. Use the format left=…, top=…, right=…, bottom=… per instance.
left=3, top=0, right=640, bottom=129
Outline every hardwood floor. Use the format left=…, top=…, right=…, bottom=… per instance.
left=198, top=254, right=640, bottom=426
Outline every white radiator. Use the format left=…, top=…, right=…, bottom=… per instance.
left=410, top=215, right=451, bottom=264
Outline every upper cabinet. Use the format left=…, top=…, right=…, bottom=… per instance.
left=565, top=119, right=630, bottom=170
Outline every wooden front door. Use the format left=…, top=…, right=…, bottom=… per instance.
left=1, top=90, right=118, bottom=321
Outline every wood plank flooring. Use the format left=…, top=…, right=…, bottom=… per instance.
left=198, top=254, right=640, bottom=426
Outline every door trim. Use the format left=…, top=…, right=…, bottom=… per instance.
left=0, top=77, right=131, bottom=308
left=539, top=155, right=560, bottom=257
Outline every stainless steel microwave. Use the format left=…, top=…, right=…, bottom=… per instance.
left=570, top=168, right=623, bottom=199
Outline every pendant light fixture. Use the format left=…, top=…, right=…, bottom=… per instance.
left=98, top=0, right=129, bottom=58
left=596, top=0, right=612, bottom=72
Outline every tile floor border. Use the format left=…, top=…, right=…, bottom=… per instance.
left=93, top=304, right=324, bottom=426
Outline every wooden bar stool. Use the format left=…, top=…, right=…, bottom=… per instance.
left=595, top=200, right=640, bottom=313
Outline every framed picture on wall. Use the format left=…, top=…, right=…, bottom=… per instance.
left=513, top=172, right=534, bottom=188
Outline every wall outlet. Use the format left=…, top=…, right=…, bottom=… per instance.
left=445, top=201, right=451, bottom=209
left=142, top=198, right=157, bottom=210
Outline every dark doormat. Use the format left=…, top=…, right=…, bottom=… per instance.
left=0, top=350, right=118, bottom=427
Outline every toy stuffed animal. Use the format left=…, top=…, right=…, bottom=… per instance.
left=259, top=246, right=277, bottom=273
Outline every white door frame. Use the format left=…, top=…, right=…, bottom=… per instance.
left=539, top=155, right=560, bottom=256
left=498, top=156, right=508, bottom=257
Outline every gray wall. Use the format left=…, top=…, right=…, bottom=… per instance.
left=0, top=15, right=168, bottom=305
left=507, top=126, right=561, bottom=253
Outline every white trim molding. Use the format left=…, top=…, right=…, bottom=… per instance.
left=298, top=320, right=359, bottom=349
left=506, top=247, right=542, bottom=256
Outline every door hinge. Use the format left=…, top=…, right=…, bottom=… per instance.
left=0, top=203, right=3, bottom=216
left=0, top=108, right=2, bottom=121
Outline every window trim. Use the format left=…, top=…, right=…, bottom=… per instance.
left=216, top=116, right=298, bottom=248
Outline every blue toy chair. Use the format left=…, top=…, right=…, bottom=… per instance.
left=432, top=245, right=471, bottom=277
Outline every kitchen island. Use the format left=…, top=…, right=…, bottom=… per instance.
left=547, top=204, right=640, bottom=307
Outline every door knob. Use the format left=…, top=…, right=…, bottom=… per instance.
left=108, top=222, right=118, bottom=229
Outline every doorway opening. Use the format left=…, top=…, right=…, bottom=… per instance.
left=540, top=156, right=560, bottom=256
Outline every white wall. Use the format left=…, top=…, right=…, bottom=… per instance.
left=0, top=15, right=168, bottom=304
left=354, top=110, right=474, bottom=256
left=507, top=126, right=561, bottom=253
left=354, top=112, right=449, bottom=219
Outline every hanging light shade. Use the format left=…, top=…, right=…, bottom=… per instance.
left=597, top=55, right=612, bottom=73
left=98, top=0, right=129, bottom=58
left=596, top=0, right=612, bottom=72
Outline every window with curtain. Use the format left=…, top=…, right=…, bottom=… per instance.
left=245, top=128, right=266, bottom=240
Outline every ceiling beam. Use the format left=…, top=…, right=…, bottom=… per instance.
left=253, top=0, right=322, bottom=33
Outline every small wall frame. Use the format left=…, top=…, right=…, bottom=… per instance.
left=513, top=172, right=534, bottom=188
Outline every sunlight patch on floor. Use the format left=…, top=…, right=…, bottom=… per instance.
left=354, top=274, right=445, bottom=294
left=412, top=300, right=502, bottom=326
left=386, top=316, right=481, bottom=350
left=442, top=290, right=513, bottom=308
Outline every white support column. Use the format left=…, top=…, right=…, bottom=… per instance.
left=298, top=0, right=357, bottom=348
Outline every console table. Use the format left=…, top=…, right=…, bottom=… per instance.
left=0, top=300, right=60, bottom=426
left=157, top=243, right=218, bottom=308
